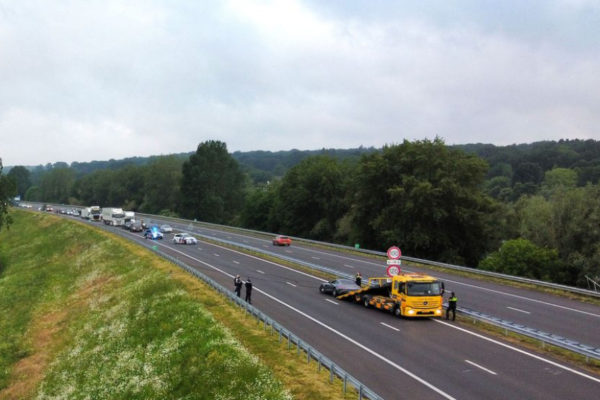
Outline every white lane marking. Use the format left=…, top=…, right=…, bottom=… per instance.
left=233, top=260, right=240, bottom=264
left=257, top=270, right=265, bottom=274
left=285, top=250, right=292, bottom=253
left=380, top=322, right=400, bottom=332
left=286, top=282, right=297, bottom=287
left=343, top=264, right=355, bottom=269
left=311, top=256, right=320, bottom=260
left=149, top=241, right=456, bottom=399
left=465, top=360, right=497, bottom=375
left=444, top=278, right=600, bottom=318
left=507, top=306, right=530, bottom=314
left=325, top=299, right=339, bottom=305
left=434, top=319, right=600, bottom=384
left=213, top=253, right=220, bottom=257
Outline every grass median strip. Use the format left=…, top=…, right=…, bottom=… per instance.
left=0, top=211, right=355, bottom=399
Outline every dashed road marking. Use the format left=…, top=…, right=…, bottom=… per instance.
left=286, top=282, right=297, bottom=287
left=380, top=322, right=400, bottom=332
left=465, top=360, right=497, bottom=375
left=507, top=306, right=530, bottom=314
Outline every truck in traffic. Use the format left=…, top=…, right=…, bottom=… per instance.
left=123, top=211, right=135, bottom=229
left=81, top=206, right=102, bottom=221
left=101, top=207, right=125, bottom=226
left=90, top=206, right=101, bottom=221
left=334, top=272, right=444, bottom=318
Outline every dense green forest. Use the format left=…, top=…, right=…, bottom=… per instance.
left=4, top=138, right=600, bottom=289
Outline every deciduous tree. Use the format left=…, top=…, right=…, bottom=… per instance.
left=179, top=141, right=245, bottom=224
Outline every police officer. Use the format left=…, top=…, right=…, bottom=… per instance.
left=446, top=291, right=457, bottom=321
left=234, top=275, right=242, bottom=297
left=245, top=278, right=253, bottom=304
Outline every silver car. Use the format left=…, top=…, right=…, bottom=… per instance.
left=160, top=224, right=173, bottom=233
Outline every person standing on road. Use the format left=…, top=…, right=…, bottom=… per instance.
left=355, top=272, right=362, bottom=287
left=234, top=275, right=242, bottom=297
left=446, top=291, right=457, bottom=321
left=245, top=278, right=253, bottom=304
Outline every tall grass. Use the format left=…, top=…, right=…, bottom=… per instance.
left=0, top=211, right=291, bottom=399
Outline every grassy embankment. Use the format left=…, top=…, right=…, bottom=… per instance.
left=0, top=210, right=355, bottom=399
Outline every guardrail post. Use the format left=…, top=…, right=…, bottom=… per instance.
left=297, top=340, right=301, bottom=355
left=307, top=348, right=311, bottom=363
left=318, top=356, right=321, bottom=372
left=359, top=385, right=363, bottom=400
left=330, top=365, right=334, bottom=383
left=343, top=374, right=347, bottom=393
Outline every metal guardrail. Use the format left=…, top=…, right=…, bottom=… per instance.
left=107, top=227, right=383, bottom=400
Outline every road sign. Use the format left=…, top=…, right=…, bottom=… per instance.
left=386, top=259, right=402, bottom=265
left=387, top=246, right=401, bottom=260
left=387, top=265, right=401, bottom=277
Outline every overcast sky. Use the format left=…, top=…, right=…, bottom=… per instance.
left=1, top=0, right=599, bottom=166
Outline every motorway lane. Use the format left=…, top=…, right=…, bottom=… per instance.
left=163, top=222, right=600, bottom=349
left=106, top=224, right=600, bottom=400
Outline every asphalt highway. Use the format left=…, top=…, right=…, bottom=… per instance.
left=138, top=215, right=600, bottom=350
left=89, top=219, right=600, bottom=400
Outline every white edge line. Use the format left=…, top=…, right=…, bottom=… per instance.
left=465, top=360, right=497, bottom=375
left=152, top=240, right=456, bottom=400
left=434, top=319, right=600, bottom=384
left=286, top=282, right=297, bottom=287
left=325, top=299, right=339, bottom=305
left=257, top=270, right=265, bottom=274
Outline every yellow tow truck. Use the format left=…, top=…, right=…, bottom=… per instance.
left=337, top=273, right=444, bottom=317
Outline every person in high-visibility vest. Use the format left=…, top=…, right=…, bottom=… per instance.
left=446, top=292, right=457, bottom=320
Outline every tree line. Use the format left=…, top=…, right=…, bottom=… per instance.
left=4, top=138, right=600, bottom=289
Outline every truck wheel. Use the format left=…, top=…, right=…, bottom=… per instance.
left=363, top=296, right=370, bottom=308
left=332, top=289, right=338, bottom=297
left=394, top=305, right=402, bottom=317
left=319, top=286, right=325, bottom=294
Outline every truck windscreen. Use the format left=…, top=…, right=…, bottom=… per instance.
left=406, top=282, right=442, bottom=296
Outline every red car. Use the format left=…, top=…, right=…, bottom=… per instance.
left=272, top=235, right=292, bottom=246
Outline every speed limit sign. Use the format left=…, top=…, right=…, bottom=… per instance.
left=387, top=265, right=400, bottom=277
left=387, top=246, right=401, bottom=260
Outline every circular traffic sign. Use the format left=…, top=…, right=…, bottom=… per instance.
left=387, top=265, right=401, bottom=277
left=387, top=246, right=401, bottom=260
